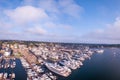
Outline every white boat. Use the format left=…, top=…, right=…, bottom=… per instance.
left=1, top=65, right=3, bottom=68
left=7, top=64, right=10, bottom=68
left=45, top=63, right=71, bottom=77
left=11, top=64, right=15, bottom=68
left=9, top=74, right=11, bottom=77
left=13, top=62, right=16, bottom=66
left=79, top=57, right=85, bottom=61
left=11, top=73, right=15, bottom=79
left=4, top=64, right=7, bottom=69
left=3, top=73, right=7, bottom=79
left=96, top=49, right=104, bottom=54
left=13, top=58, right=16, bottom=60
left=0, top=73, right=3, bottom=78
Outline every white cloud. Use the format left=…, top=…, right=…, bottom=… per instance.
left=26, top=26, right=47, bottom=35
left=22, top=0, right=83, bottom=18
left=4, top=6, right=48, bottom=24
left=39, top=0, right=59, bottom=14
left=83, top=17, right=120, bottom=41
left=38, top=0, right=83, bottom=18
left=59, top=0, right=83, bottom=17
left=0, top=0, right=83, bottom=42
left=44, top=22, right=72, bottom=29
left=44, top=22, right=56, bottom=28
left=0, top=21, right=12, bottom=29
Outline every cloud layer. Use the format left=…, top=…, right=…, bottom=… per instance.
left=0, top=0, right=120, bottom=43
left=4, top=6, right=48, bottom=24
left=0, top=0, right=83, bottom=42
left=83, top=17, right=120, bottom=44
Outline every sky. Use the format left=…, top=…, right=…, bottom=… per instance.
left=0, top=0, right=120, bottom=44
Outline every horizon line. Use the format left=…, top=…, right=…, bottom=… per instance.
left=0, top=39, right=120, bottom=45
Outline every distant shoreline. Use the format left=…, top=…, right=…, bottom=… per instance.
left=0, top=39, right=120, bottom=47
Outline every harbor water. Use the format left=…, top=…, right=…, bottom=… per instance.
left=58, top=48, right=120, bottom=80
left=0, top=59, right=27, bottom=80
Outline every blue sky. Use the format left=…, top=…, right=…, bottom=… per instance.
left=0, top=0, right=120, bottom=43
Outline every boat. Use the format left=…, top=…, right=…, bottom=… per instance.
left=7, top=64, right=10, bottom=68
left=10, top=64, right=16, bottom=68
left=9, top=74, right=11, bottom=77
left=13, top=62, right=16, bottom=66
left=78, top=61, right=83, bottom=66
left=46, top=72, right=57, bottom=80
left=4, top=64, right=7, bottom=69
left=1, top=65, right=3, bottom=68
left=0, top=64, right=2, bottom=68
left=13, top=58, right=16, bottom=60
left=79, top=57, right=85, bottom=61
left=0, top=73, right=3, bottom=79
left=45, top=63, right=71, bottom=77
left=59, top=60, right=77, bottom=70
left=96, top=49, right=104, bottom=54
left=11, top=73, right=15, bottom=79
left=3, top=73, right=7, bottom=79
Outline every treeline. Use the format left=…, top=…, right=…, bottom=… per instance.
left=1, top=40, right=120, bottom=48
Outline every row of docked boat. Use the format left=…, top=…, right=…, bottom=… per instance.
left=44, top=49, right=95, bottom=78
left=0, top=62, right=16, bottom=69
left=20, top=57, right=30, bottom=68
left=0, top=61, right=16, bottom=69
left=26, top=66, right=57, bottom=80
left=20, top=57, right=57, bottom=80
left=0, top=72, right=15, bottom=80
left=59, top=59, right=83, bottom=70
left=27, top=73, right=53, bottom=80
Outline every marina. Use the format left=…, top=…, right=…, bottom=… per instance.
left=58, top=48, right=120, bottom=80
left=1, top=41, right=120, bottom=80
left=0, top=58, right=27, bottom=80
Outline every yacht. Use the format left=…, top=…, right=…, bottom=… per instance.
left=96, top=49, right=104, bottom=54
left=11, top=73, right=15, bottom=79
left=45, top=62, right=71, bottom=77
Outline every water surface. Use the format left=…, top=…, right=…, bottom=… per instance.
left=58, top=48, right=120, bottom=80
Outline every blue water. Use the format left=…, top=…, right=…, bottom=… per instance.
left=14, top=59, right=27, bottom=80
left=0, top=59, right=27, bottom=80
left=58, top=48, right=120, bottom=80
